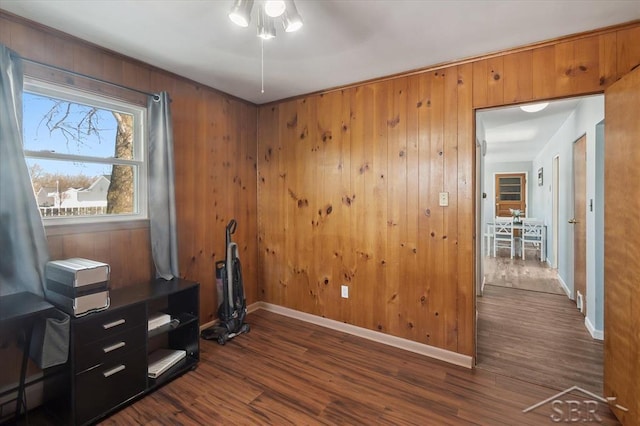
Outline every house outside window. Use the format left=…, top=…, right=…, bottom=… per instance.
left=23, top=78, right=147, bottom=225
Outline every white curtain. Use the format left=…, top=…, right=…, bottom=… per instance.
left=0, top=44, right=50, bottom=296
left=148, top=92, right=179, bottom=280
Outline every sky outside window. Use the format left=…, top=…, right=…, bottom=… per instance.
left=23, top=92, right=124, bottom=178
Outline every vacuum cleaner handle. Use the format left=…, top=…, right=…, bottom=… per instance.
left=227, top=219, right=237, bottom=238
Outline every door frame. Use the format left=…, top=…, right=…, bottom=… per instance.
left=552, top=155, right=560, bottom=269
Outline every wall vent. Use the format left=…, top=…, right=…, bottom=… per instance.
left=576, top=291, right=584, bottom=312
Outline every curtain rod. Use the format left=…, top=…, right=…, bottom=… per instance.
left=21, top=56, right=160, bottom=101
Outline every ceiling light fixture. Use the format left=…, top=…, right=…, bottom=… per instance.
left=282, top=0, right=303, bottom=32
left=228, top=0, right=303, bottom=38
left=228, top=0, right=254, bottom=27
left=227, top=0, right=304, bottom=95
left=257, top=6, right=276, bottom=40
left=264, top=0, right=286, bottom=18
left=520, top=102, right=549, bottom=113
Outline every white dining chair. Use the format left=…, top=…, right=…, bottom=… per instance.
left=493, top=216, right=514, bottom=258
left=484, top=223, right=495, bottom=256
left=521, top=218, right=545, bottom=261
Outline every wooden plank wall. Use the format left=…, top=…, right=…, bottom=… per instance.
left=0, top=12, right=259, bottom=325
left=604, top=66, right=640, bottom=426
left=2, top=11, right=639, bottom=358
left=257, top=23, right=640, bottom=356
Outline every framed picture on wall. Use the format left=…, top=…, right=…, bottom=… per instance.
left=538, top=167, right=543, bottom=186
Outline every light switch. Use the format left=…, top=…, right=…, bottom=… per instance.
left=439, top=192, right=449, bottom=207
left=341, top=285, right=349, bottom=299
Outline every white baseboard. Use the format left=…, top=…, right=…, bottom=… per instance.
left=557, top=275, right=572, bottom=299
left=255, top=302, right=473, bottom=369
left=585, top=317, right=604, bottom=340
left=199, top=318, right=218, bottom=331
left=247, top=301, right=262, bottom=314
left=199, top=301, right=262, bottom=331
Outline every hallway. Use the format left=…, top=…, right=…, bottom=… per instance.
left=477, top=284, right=604, bottom=395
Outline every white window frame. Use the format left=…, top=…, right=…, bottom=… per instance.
left=23, top=78, right=148, bottom=226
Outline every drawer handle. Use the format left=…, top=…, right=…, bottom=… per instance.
left=103, top=319, right=126, bottom=330
left=103, top=364, right=126, bottom=378
left=103, top=341, right=126, bottom=353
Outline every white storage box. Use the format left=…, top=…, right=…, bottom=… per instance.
left=45, top=258, right=110, bottom=317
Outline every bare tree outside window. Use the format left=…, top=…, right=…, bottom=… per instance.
left=23, top=80, right=146, bottom=222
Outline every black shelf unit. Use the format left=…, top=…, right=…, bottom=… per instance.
left=50, top=278, right=199, bottom=426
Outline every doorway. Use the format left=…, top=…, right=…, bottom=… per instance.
left=475, top=94, right=605, bottom=393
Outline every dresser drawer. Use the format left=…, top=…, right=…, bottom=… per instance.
left=74, top=302, right=145, bottom=345
left=74, top=324, right=145, bottom=374
left=75, top=345, right=146, bottom=425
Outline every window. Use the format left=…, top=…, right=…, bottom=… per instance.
left=23, top=79, right=147, bottom=225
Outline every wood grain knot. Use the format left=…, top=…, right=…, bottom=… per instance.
left=326, top=205, right=333, bottom=215
left=297, top=199, right=309, bottom=208
left=399, top=150, right=405, bottom=158
left=579, top=65, right=587, bottom=72
left=342, top=195, right=354, bottom=206
left=425, top=208, right=431, bottom=217
left=387, top=115, right=400, bottom=128
left=407, top=322, right=414, bottom=329
left=493, top=73, right=500, bottom=81
left=286, top=114, right=297, bottom=129
left=416, top=101, right=423, bottom=108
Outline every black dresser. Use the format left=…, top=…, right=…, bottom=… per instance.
left=50, top=278, right=199, bottom=425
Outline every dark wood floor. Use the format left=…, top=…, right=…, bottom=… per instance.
left=477, top=284, right=605, bottom=396
left=90, top=309, right=618, bottom=425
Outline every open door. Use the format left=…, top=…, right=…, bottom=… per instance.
left=604, top=66, right=640, bottom=424
left=571, top=135, right=587, bottom=315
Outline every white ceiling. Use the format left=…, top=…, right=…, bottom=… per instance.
left=1, top=0, right=639, bottom=105
left=477, top=95, right=603, bottom=163
left=0, top=1, right=631, bottom=162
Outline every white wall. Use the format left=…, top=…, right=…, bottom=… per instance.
left=531, top=95, right=604, bottom=337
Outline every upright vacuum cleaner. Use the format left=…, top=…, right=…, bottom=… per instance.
left=201, top=219, right=250, bottom=345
